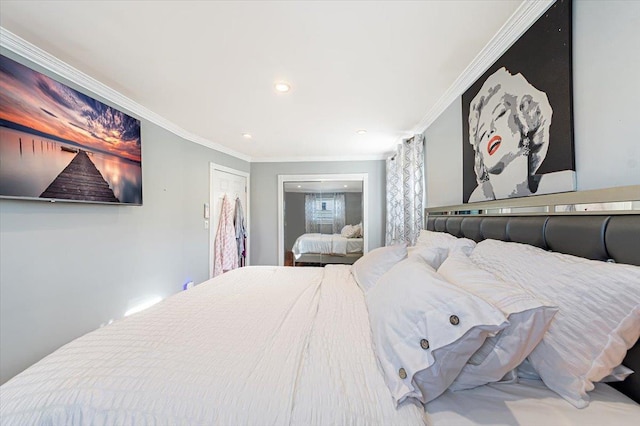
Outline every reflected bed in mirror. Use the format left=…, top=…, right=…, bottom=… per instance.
left=280, top=176, right=368, bottom=266
left=292, top=232, right=364, bottom=266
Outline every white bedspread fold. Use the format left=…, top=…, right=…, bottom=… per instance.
left=291, top=265, right=426, bottom=425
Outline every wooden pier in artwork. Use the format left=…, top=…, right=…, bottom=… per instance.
left=40, top=150, right=120, bottom=202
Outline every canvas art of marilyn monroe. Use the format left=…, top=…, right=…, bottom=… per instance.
left=467, top=67, right=574, bottom=202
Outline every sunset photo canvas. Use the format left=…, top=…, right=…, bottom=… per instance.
left=0, top=54, right=142, bottom=204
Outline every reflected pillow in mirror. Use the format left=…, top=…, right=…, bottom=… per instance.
left=341, top=225, right=356, bottom=238
left=354, top=222, right=363, bottom=238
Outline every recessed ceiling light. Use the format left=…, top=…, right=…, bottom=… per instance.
left=242, top=133, right=252, bottom=139
left=274, top=82, right=291, bottom=93
left=297, top=185, right=301, bottom=188
left=343, top=185, right=348, bottom=188
left=356, top=129, right=367, bottom=135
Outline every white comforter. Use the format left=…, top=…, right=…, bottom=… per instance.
left=426, top=379, right=640, bottom=426
left=292, top=233, right=363, bottom=259
left=0, top=266, right=425, bottom=425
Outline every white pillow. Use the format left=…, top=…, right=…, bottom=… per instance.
left=416, top=230, right=476, bottom=254
left=471, top=239, right=640, bottom=408
left=598, top=365, right=635, bottom=383
left=407, top=245, right=448, bottom=269
left=517, top=359, right=634, bottom=383
left=437, top=252, right=558, bottom=391
left=416, top=229, right=457, bottom=247
left=341, top=225, right=356, bottom=238
left=354, top=222, right=363, bottom=238
left=351, top=243, right=406, bottom=293
left=450, top=237, right=476, bottom=256
left=366, top=256, right=508, bottom=405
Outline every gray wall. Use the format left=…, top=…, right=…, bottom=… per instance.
left=424, top=1, right=640, bottom=207
left=284, top=192, right=305, bottom=251
left=346, top=192, right=363, bottom=225
left=0, top=49, right=250, bottom=384
left=424, top=98, right=464, bottom=207
left=250, top=161, right=385, bottom=266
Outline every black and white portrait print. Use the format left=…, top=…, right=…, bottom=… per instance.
left=462, top=0, right=575, bottom=203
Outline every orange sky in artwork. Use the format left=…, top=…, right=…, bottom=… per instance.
left=0, top=55, right=141, bottom=163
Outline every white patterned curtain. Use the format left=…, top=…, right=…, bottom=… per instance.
left=332, top=193, right=346, bottom=234
left=386, top=134, right=424, bottom=246
left=305, top=193, right=320, bottom=233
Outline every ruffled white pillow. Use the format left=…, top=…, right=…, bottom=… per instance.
left=416, top=230, right=476, bottom=255
left=471, top=239, right=640, bottom=408
left=438, top=252, right=558, bottom=391
left=341, top=224, right=362, bottom=238
left=341, top=225, right=356, bottom=238
left=354, top=222, right=363, bottom=238
left=407, top=245, right=448, bottom=269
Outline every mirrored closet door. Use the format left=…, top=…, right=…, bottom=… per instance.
left=278, top=174, right=368, bottom=266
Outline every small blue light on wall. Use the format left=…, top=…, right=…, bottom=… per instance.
left=183, top=280, right=194, bottom=291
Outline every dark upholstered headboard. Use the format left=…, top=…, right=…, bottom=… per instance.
left=425, top=214, right=640, bottom=403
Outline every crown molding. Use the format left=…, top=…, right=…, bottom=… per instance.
left=0, top=27, right=252, bottom=162
left=251, top=153, right=388, bottom=163
left=412, top=0, right=555, bottom=136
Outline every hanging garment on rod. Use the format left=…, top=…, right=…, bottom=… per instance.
left=213, top=195, right=238, bottom=276
left=234, top=197, right=247, bottom=267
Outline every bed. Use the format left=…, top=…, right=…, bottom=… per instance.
left=0, top=213, right=638, bottom=425
left=0, top=266, right=424, bottom=424
left=291, top=233, right=363, bottom=265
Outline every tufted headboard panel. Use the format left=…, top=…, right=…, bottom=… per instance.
left=426, top=214, right=640, bottom=265
left=425, top=213, right=640, bottom=402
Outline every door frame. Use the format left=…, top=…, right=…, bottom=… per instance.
left=277, top=173, right=369, bottom=266
left=209, top=163, right=250, bottom=278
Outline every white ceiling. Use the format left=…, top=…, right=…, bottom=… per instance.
left=0, top=0, right=523, bottom=162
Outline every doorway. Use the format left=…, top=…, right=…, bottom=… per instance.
left=209, top=163, right=250, bottom=278
left=277, top=173, right=368, bottom=266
